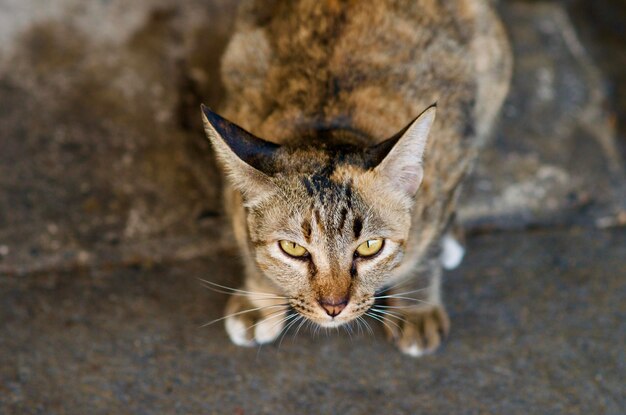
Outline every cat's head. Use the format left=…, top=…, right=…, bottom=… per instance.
left=202, top=105, right=435, bottom=327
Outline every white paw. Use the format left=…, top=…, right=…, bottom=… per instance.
left=440, top=234, right=465, bottom=270
left=225, top=316, right=255, bottom=347
left=385, top=305, right=450, bottom=358
left=254, top=315, right=285, bottom=344
left=225, top=313, right=287, bottom=347
left=402, top=343, right=425, bottom=358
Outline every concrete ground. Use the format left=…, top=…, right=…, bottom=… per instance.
left=0, top=0, right=625, bottom=414
left=1, top=229, right=625, bottom=414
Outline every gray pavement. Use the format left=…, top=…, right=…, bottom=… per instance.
left=0, top=0, right=625, bottom=413
left=1, top=229, right=624, bottom=414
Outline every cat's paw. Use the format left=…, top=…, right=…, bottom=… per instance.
left=384, top=305, right=450, bottom=357
left=223, top=295, right=287, bottom=347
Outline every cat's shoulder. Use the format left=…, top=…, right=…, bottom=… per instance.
left=220, top=0, right=511, bottom=138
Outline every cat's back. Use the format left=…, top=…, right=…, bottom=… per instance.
left=220, top=0, right=511, bottom=149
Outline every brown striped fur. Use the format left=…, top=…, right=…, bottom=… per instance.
left=202, top=0, right=511, bottom=355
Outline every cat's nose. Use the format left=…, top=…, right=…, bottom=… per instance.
left=319, top=297, right=348, bottom=317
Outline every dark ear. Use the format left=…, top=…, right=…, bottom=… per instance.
left=201, top=105, right=281, bottom=204
left=370, top=104, right=436, bottom=197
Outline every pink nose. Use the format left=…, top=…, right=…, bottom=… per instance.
left=319, top=297, right=348, bottom=317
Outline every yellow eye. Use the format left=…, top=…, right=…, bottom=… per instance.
left=355, top=239, right=384, bottom=257
left=279, top=240, right=309, bottom=258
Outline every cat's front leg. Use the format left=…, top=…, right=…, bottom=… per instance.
left=380, top=259, right=450, bottom=357
left=223, top=280, right=289, bottom=347
left=384, top=303, right=450, bottom=357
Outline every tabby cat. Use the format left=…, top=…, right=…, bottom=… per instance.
left=202, top=0, right=511, bottom=356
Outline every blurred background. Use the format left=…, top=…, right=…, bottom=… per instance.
left=0, top=0, right=624, bottom=413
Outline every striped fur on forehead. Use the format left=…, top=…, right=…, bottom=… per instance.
left=245, top=159, right=411, bottom=256
left=307, top=191, right=362, bottom=243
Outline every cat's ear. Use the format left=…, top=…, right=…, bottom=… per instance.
left=371, top=104, right=436, bottom=197
left=201, top=105, right=280, bottom=204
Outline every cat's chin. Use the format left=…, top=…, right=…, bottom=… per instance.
left=311, top=317, right=354, bottom=329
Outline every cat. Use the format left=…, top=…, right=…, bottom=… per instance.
left=201, top=0, right=511, bottom=356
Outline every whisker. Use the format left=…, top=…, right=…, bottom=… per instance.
left=276, top=316, right=299, bottom=349
left=303, top=320, right=314, bottom=338
left=366, top=311, right=404, bottom=335
left=376, top=279, right=414, bottom=295
left=359, top=316, right=375, bottom=336
left=198, top=283, right=286, bottom=301
left=380, top=287, right=428, bottom=297
left=353, top=317, right=363, bottom=336
left=373, top=295, right=434, bottom=306
left=245, top=308, right=289, bottom=332
left=342, top=325, right=349, bottom=341
left=200, top=304, right=288, bottom=328
left=197, top=278, right=286, bottom=298
left=365, top=312, right=392, bottom=332
left=292, top=317, right=309, bottom=343
left=313, top=322, right=321, bottom=338
left=372, top=304, right=427, bottom=310
left=345, top=322, right=355, bottom=341
left=370, top=307, right=405, bottom=320
left=268, top=311, right=300, bottom=334
left=278, top=315, right=304, bottom=349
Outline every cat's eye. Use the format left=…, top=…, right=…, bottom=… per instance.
left=279, top=240, right=309, bottom=258
left=355, top=238, right=384, bottom=257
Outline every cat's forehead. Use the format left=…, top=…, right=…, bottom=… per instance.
left=296, top=167, right=384, bottom=233
left=252, top=139, right=404, bottom=237
left=250, top=153, right=403, bottom=245
left=301, top=167, right=355, bottom=202
left=298, top=178, right=370, bottom=242
left=271, top=142, right=368, bottom=174
left=274, top=148, right=368, bottom=210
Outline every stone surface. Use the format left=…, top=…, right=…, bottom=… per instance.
left=568, top=0, right=626, bottom=160
left=0, top=0, right=625, bottom=273
left=1, top=229, right=624, bottom=414
left=460, top=2, right=626, bottom=231
left=0, top=0, right=625, bottom=413
left=0, top=0, right=239, bottom=275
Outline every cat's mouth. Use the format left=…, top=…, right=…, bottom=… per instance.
left=289, top=296, right=376, bottom=328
